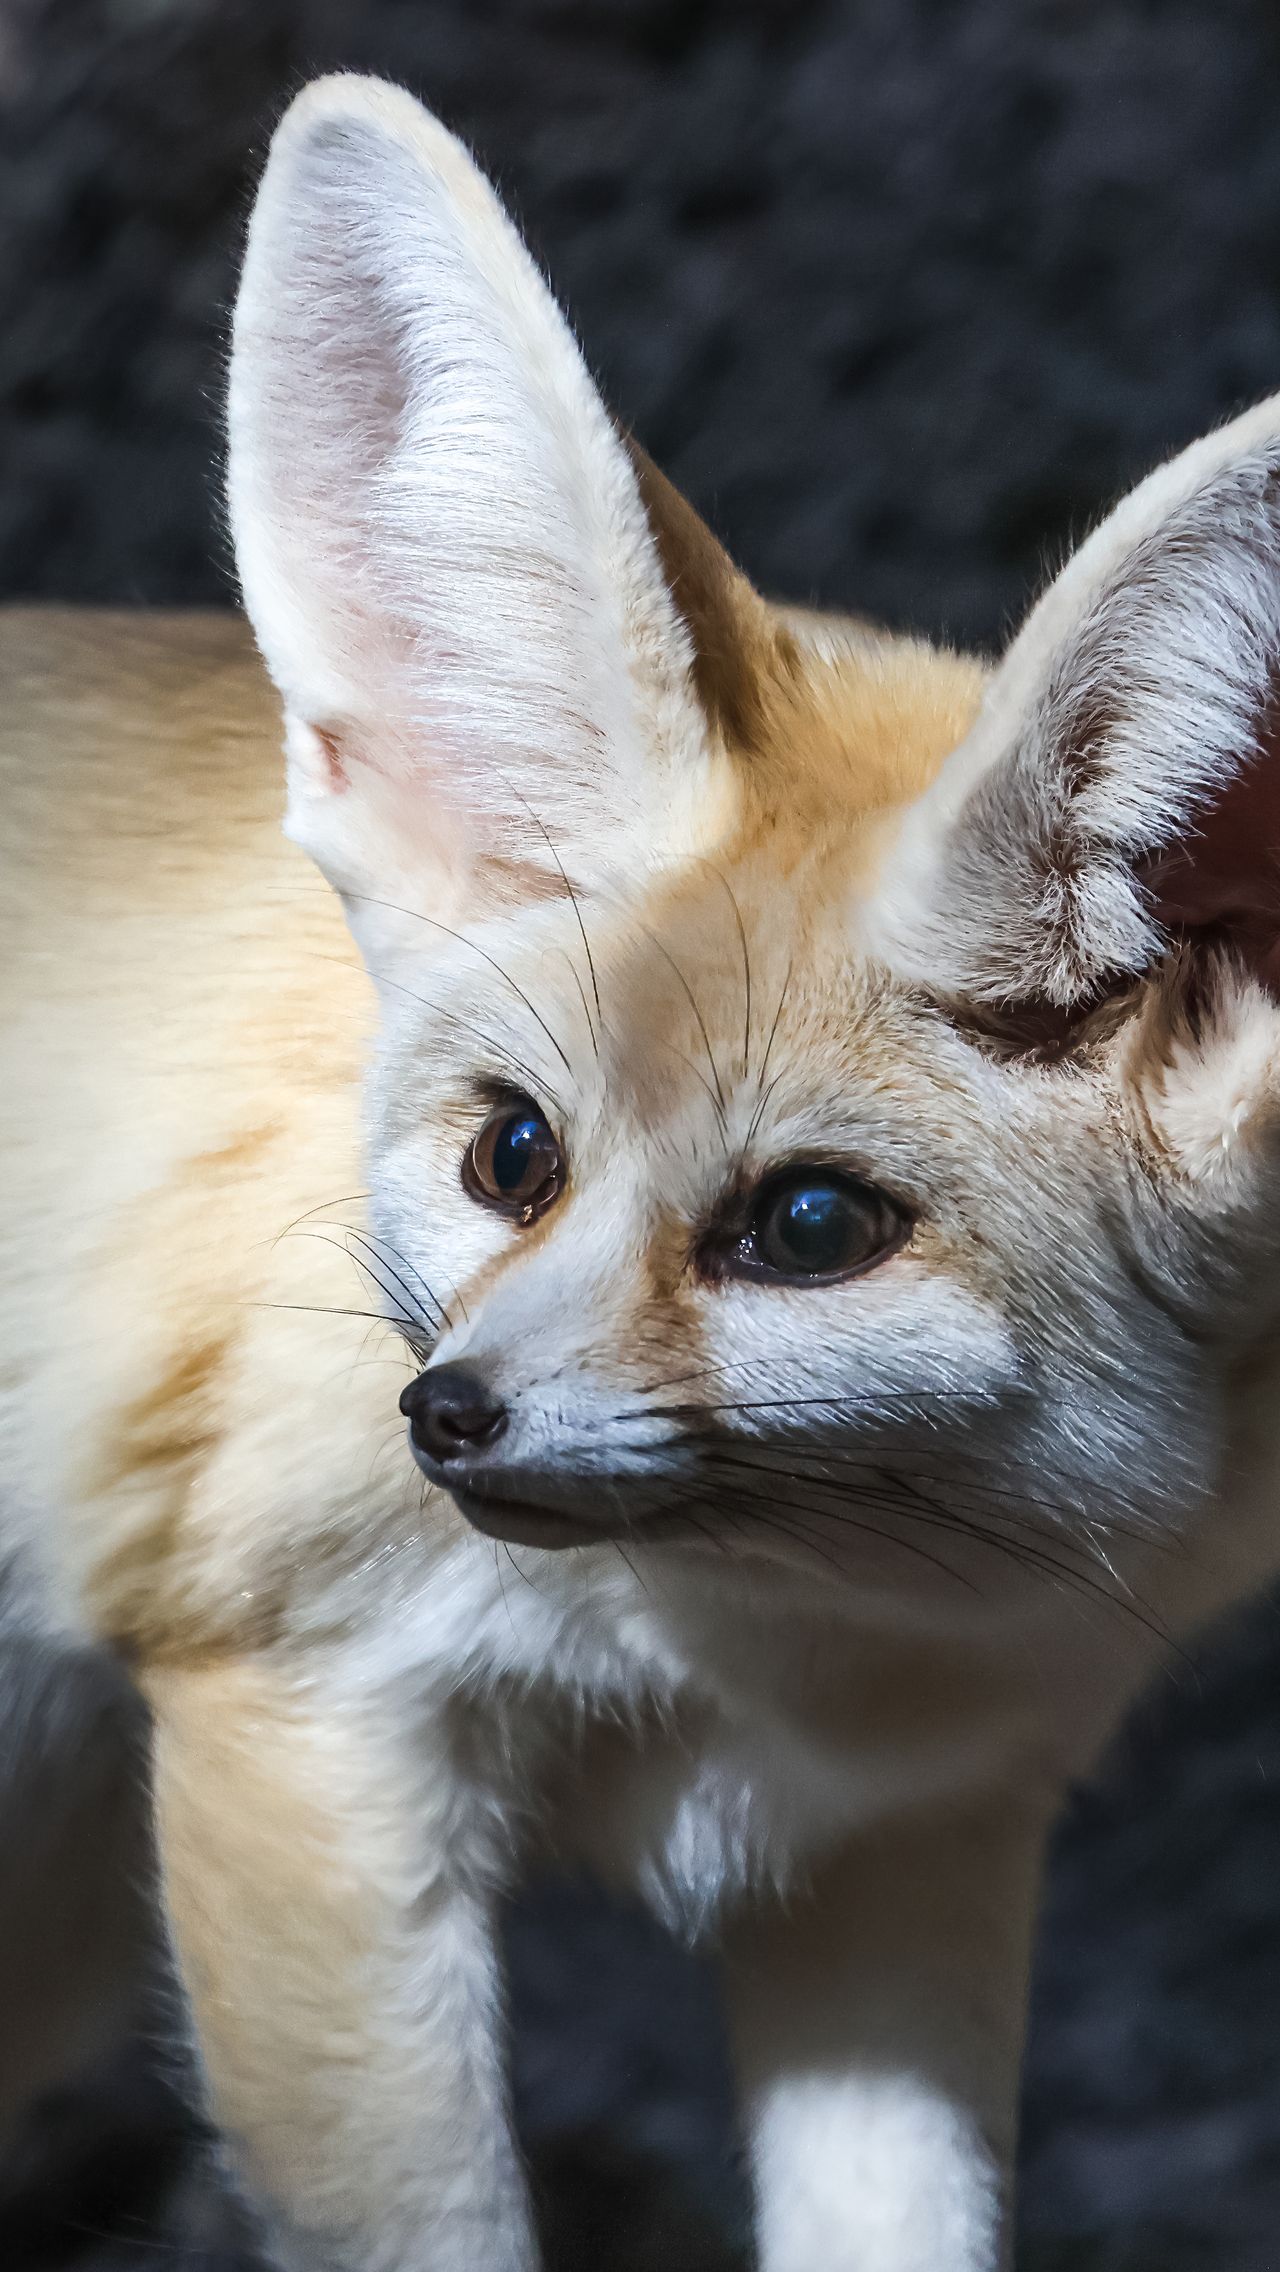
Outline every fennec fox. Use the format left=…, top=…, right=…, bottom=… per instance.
left=4, top=71, right=1280, bottom=2272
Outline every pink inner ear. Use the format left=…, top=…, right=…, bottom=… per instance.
left=1140, top=706, right=1280, bottom=997
left=314, top=726, right=351, bottom=794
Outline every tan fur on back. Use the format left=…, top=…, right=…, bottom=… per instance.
left=0, top=610, right=388, bottom=1656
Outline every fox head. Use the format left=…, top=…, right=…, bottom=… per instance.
left=229, top=77, right=1280, bottom=1623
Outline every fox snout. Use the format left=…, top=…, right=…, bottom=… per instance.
left=401, top=1364, right=508, bottom=1464
left=400, top=1362, right=601, bottom=1549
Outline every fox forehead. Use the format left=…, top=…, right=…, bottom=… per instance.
left=375, top=625, right=992, bottom=1152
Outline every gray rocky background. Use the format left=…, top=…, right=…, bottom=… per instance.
left=4, top=2, right=1280, bottom=2266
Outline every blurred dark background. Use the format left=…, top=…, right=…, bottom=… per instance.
left=5, top=2, right=1280, bottom=2267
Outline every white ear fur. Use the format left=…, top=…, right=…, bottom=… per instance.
left=1136, top=965, right=1280, bottom=1185
left=867, top=394, right=1280, bottom=1008
left=229, top=76, right=716, bottom=958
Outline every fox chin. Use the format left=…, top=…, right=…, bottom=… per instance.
left=4, top=69, right=1280, bottom=2272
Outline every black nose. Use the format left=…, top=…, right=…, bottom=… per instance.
left=400, top=1364, right=508, bottom=1463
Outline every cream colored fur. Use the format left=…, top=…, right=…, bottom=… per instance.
left=5, top=71, right=1280, bottom=2272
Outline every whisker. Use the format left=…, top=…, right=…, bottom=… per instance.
left=370, top=970, right=567, bottom=1115
left=677, top=1505, right=732, bottom=1556
left=638, top=1358, right=737, bottom=1397
left=297, top=1227, right=439, bottom=1333
left=612, top=1538, right=650, bottom=1595
left=654, top=1035, right=733, bottom=1129
left=558, top=950, right=601, bottom=1062
left=254, top=1300, right=387, bottom=1323
left=514, top=791, right=603, bottom=1056
left=291, top=1229, right=437, bottom=1345
left=707, top=1444, right=1092, bottom=1570
left=722, top=1435, right=1077, bottom=1514
left=274, top=1209, right=449, bottom=1352
left=734, top=1473, right=1087, bottom=1613
left=273, top=1191, right=373, bottom=1242
left=709, top=1437, right=1175, bottom=1554
left=633, top=1389, right=983, bottom=1421
left=332, top=1224, right=448, bottom=1334
left=693, top=1448, right=1183, bottom=1651
left=636, top=1353, right=784, bottom=1396
left=744, top=956, right=794, bottom=1149
left=632, top=1351, right=979, bottom=1401
left=253, top=1299, right=428, bottom=1364
left=706, top=863, right=752, bottom=1081
left=501, top=1540, right=551, bottom=1597
left=697, top=1459, right=980, bottom=1592
left=491, top=1541, right=517, bottom=1637
left=373, top=1243, right=458, bottom=1334
left=744, top=1065, right=792, bottom=1153
left=637, top=922, right=728, bottom=1130
left=433, top=1268, right=471, bottom=1328
left=716, top=1502, right=852, bottom=1579
left=348, top=893, right=575, bottom=1077
left=889, top=1466, right=1174, bottom=1556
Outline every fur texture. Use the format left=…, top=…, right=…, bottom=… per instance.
left=7, top=72, right=1280, bottom=2272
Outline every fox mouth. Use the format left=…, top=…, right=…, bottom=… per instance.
left=444, top=1479, right=598, bottom=1550
left=406, top=1426, right=682, bottom=1551
left=405, top=1433, right=610, bottom=1547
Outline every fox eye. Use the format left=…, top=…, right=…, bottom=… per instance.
left=463, top=1099, right=564, bottom=1223
left=735, top=1169, right=907, bottom=1284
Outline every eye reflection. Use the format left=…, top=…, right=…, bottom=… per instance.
left=727, top=1167, right=908, bottom=1285
left=463, top=1099, right=564, bottom=1222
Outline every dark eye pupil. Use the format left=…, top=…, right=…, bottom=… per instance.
left=758, top=1178, right=877, bottom=1277
left=466, top=1102, right=564, bottom=1218
left=491, top=1114, right=548, bottom=1195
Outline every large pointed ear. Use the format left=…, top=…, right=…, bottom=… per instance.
left=227, top=76, right=735, bottom=963
left=870, top=398, right=1280, bottom=1036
